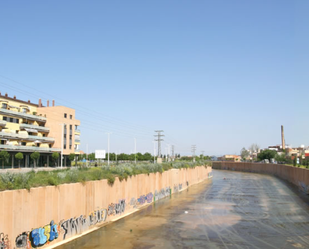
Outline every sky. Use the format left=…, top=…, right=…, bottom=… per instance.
left=0, top=0, right=308, bottom=156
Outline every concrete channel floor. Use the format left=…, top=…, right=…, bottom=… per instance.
left=55, top=170, right=309, bottom=249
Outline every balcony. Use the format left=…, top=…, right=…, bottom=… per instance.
left=0, top=120, right=7, bottom=127
left=20, top=123, right=50, bottom=133
left=75, top=138, right=80, bottom=143
left=0, top=108, right=47, bottom=122
left=0, top=144, right=61, bottom=152
left=0, top=132, right=54, bottom=143
left=26, top=135, right=55, bottom=143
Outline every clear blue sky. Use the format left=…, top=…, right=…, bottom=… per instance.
left=0, top=1, right=307, bottom=156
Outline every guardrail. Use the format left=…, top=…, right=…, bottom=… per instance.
left=20, top=123, right=50, bottom=132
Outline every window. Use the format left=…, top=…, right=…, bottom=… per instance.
left=64, top=113, right=67, bottom=118
left=69, top=135, right=72, bottom=139
left=22, top=108, right=27, bottom=113
left=70, top=115, right=72, bottom=119
left=21, top=142, right=26, bottom=146
left=64, top=134, right=66, bottom=139
left=1, top=103, right=7, bottom=109
left=64, top=144, right=66, bottom=149
left=3, top=117, right=7, bottom=121
left=70, top=125, right=72, bottom=130
left=69, top=145, right=72, bottom=149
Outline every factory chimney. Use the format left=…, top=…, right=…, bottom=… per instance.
left=281, top=125, right=285, bottom=150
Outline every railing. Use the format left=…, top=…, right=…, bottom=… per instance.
left=75, top=149, right=80, bottom=153
left=20, top=123, right=50, bottom=132
left=0, top=108, right=47, bottom=122
left=75, top=129, right=80, bottom=133
left=0, top=132, right=54, bottom=142
left=0, top=144, right=61, bottom=152
left=75, top=139, right=80, bottom=143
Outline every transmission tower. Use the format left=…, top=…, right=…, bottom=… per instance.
left=191, top=145, right=196, bottom=157
left=154, top=130, right=164, bottom=158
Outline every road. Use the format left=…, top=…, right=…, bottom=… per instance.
left=55, top=170, right=309, bottom=249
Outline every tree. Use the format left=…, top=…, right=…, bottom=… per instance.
left=248, top=143, right=260, bottom=153
left=52, top=152, right=59, bottom=166
left=257, top=150, right=277, bottom=161
left=15, top=152, right=23, bottom=169
left=69, top=153, right=75, bottom=166
left=240, top=147, right=250, bottom=160
left=0, top=150, right=10, bottom=169
left=30, top=152, right=40, bottom=167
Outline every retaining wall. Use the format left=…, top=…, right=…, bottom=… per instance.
left=212, top=161, right=309, bottom=194
left=0, top=166, right=212, bottom=249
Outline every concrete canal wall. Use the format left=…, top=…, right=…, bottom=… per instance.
left=212, top=161, right=309, bottom=194
left=0, top=166, right=212, bottom=249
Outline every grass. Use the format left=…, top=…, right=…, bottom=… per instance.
left=0, top=161, right=211, bottom=191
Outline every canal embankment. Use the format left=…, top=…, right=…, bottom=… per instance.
left=0, top=165, right=212, bottom=249
left=212, top=161, right=309, bottom=195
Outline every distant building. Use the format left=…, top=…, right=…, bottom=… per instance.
left=0, top=93, right=81, bottom=168
left=221, top=155, right=241, bottom=162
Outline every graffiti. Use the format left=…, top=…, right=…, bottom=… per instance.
left=173, top=184, right=183, bottom=193
left=61, top=208, right=107, bottom=240
left=137, top=193, right=153, bottom=205
left=89, top=209, right=107, bottom=226
left=130, top=197, right=137, bottom=208
left=61, top=215, right=88, bottom=240
left=299, top=182, right=309, bottom=195
left=15, top=232, right=30, bottom=248
left=108, top=200, right=126, bottom=216
left=29, top=220, right=59, bottom=247
left=0, top=233, right=10, bottom=249
left=137, top=195, right=146, bottom=205
left=154, top=187, right=171, bottom=201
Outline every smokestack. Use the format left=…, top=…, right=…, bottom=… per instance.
left=281, top=125, right=285, bottom=150
left=38, top=99, right=42, bottom=107
left=52, top=100, right=55, bottom=107
left=47, top=100, right=49, bottom=107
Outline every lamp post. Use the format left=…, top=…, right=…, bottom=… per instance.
left=60, top=123, right=64, bottom=168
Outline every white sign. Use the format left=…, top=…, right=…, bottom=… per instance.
left=95, top=150, right=106, bottom=159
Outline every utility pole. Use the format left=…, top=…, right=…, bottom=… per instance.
left=60, top=123, right=64, bottom=168
left=134, top=138, right=137, bottom=164
left=86, top=143, right=88, bottom=167
left=172, top=145, right=175, bottom=161
left=201, top=150, right=205, bottom=160
left=191, top=145, right=196, bottom=162
left=106, top=132, right=111, bottom=166
left=154, top=130, right=164, bottom=158
left=153, top=141, right=156, bottom=163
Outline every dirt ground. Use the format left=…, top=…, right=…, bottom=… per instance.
left=56, top=170, right=309, bottom=249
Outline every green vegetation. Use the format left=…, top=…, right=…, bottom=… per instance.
left=0, top=150, right=10, bottom=169
left=15, top=152, right=24, bottom=169
left=30, top=152, right=40, bottom=168
left=257, top=149, right=277, bottom=161
left=52, top=152, right=59, bottom=166
left=0, top=161, right=211, bottom=191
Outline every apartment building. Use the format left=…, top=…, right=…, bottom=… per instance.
left=0, top=93, right=80, bottom=168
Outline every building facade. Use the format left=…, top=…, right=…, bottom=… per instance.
left=0, top=93, right=80, bottom=168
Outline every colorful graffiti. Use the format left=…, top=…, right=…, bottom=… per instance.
left=129, top=197, right=137, bottom=208
left=29, top=220, right=59, bottom=247
left=108, top=200, right=126, bottom=216
left=154, top=187, right=171, bottom=201
left=0, top=233, right=10, bottom=249
left=137, top=193, right=153, bottom=205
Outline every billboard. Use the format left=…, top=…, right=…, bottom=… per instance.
left=95, top=150, right=106, bottom=159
